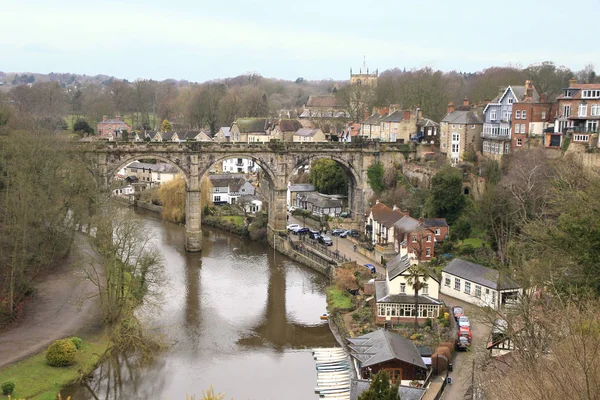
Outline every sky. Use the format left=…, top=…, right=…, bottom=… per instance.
left=1, top=0, right=599, bottom=83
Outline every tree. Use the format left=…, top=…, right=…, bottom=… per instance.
left=357, top=370, right=400, bottom=400
left=524, top=62, right=573, bottom=97
left=309, top=159, right=348, bottom=195
left=406, top=263, right=429, bottom=333
left=576, top=63, right=598, bottom=84
left=336, top=83, right=375, bottom=123
left=425, top=167, right=465, bottom=225
left=160, top=119, right=173, bottom=132
left=73, top=119, right=94, bottom=134
left=367, top=162, right=385, bottom=194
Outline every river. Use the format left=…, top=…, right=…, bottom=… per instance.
left=64, top=209, right=337, bottom=399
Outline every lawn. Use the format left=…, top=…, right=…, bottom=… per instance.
left=0, top=333, right=109, bottom=399
left=326, top=286, right=353, bottom=310
left=221, top=216, right=244, bottom=226
left=460, top=237, right=486, bottom=248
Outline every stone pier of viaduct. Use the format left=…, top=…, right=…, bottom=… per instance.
left=82, top=140, right=412, bottom=252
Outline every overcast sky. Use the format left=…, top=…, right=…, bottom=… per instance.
left=2, top=0, right=599, bottom=82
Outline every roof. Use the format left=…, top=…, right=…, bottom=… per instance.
left=127, top=162, right=179, bottom=174
left=350, top=380, right=426, bottom=400
left=443, top=258, right=521, bottom=291
left=277, top=119, right=302, bottom=132
left=393, top=215, right=421, bottom=234
left=306, top=95, right=343, bottom=108
left=98, top=119, right=129, bottom=125
left=422, top=218, right=448, bottom=228
left=295, top=128, right=321, bottom=137
left=375, top=280, right=442, bottom=305
left=305, top=192, right=342, bottom=208
left=218, top=127, right=231, bottom=137
left=419, top=118, right=439, bottom=127
left=208, top=174, right=250, bottom=193
left=386, top=253, right=439, bottom=282
left=233, top=118, right=268, bottom=133
left=370, top=203, right=404, bottom=228
left=441, top=110, right=483, bottom=125
left=362, top=113, right=382, bottom=125
left=348, top=329, right=427, bottom=369
left=161, top=131, right=176, bottom=140
left=288, top=183, right=316, bottom=192
left=379, top=110, right=404, bottom=123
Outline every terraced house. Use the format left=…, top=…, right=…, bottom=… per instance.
left=440, top=99, right=483, bottom=164
left=553, top=78, right=600, bottom=148
left=230, top=118, right=269, bottom=143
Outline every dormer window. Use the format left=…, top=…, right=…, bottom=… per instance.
left=564, top=90, right=571, bottom=98
left=582, top=90, right=600, bottom=98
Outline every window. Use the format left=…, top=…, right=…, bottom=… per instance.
left=156, top=173, right=161, bottom=180
left=445, top=277, right=451, bottom=287
left=435, top=228, right=441, bottom=236
left=579, top=104, right=588, bottom=117
left=517, top=138, right=522, bottom=146
left=427, top=235, right=431, bottom=242
left=426, top=247, right=431, bottom=257
left=574, top=134, right=590, bottom=142
left=490, top=110, right=497, bottom=120
left=515, top=110, right=521, bottom=119
left=442, top=143, right=447, bottom=149
left=452, top=124, right=456, bottom=129
left=475, top=285, right=482, bottom=298
left=514, top=124, right=520, bottom=134
left=592, top=105, right=600, bottom=116
left=214, top=196, right=221, bottom=202
left=452, top=144, right=459, bottom=153
left=421, top=284, right=429, bottom=295
left=541, top=111, right=547, bottom=119
left=520, top=123, right=525, bottom=133
left=465, top=282, right=471, bottom=295
left=505, top=143, right=510, bottom=154
left=508, top=97, right=514, bottom=104
left=454, top=278, right=461, bottom=291
left=400, top=283, right=406, bottom=293
left=522, top=110, right=527, bottom=119
left=582, top=90, right=600, bottom=98
left=452, top=133, right=460, bottom=142
left=563, top=105, right=571, bottom=117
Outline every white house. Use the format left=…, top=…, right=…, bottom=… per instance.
left=366, top=201, right=404, bottom=245
left=373, top=254, right=442, bottom=324
left=209, top=174, right=255, bottom=205
left=125, top=162, right=180, bottom=187
left=440, top=258, right=523, bottom=310
left=222, top=157, right=257, bottom=174
left=238, top=195, right=263, bottom=214
left=287, top=183, right=316, bottom=209
left=112, top=184, right=135, bottom=196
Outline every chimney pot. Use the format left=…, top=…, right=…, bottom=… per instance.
left=463, top=97, right=469, bottom=107
left=569, top=78, right=577, bottom=87
left=376, top=199, right=380, bottom=204
left=393, top=204, right=398, bottom=211
left=403, top=210, right=410, bottom=216
left=447, top=102, right=455, bottom=115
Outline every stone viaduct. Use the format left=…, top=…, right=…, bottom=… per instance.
left=82, top=141, right=411, bottom=252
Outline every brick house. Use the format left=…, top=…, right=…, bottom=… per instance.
left=553, top=78, right=600, bottom=148
left=440, top=99, right=484, bottom=164
left=393, top=214, right=449, bottom=262
left=97, top=116, right=132, bottom=138
left=269, top=119, right=303, bottom=142
left=510, top=91, right=555, bottom=150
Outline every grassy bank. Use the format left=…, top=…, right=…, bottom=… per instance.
left=326, top=286, right=353, bottom=310
left=0, top=331, right=110, bottom=399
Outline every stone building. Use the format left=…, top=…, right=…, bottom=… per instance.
left=230, top=118, right=269, bottom=143
left=440, top=99, right=484, bottom=164
left=97, top=116, right=131, bottom=138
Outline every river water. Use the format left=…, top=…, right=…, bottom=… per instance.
left=63, top=209, right=336, bottom=399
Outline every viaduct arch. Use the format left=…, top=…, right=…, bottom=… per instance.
left=84, top=141, right=412, bottom=252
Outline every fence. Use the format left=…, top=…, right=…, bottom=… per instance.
left=298, top=235, right=352, bottom=263
left=291, top=241, right=333, bottom=268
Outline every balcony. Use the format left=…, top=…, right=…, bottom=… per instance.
left=568, top=126, right=599, bottom=134
left=482, top=123, right=511, bottom=139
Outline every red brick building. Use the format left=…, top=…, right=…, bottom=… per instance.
left=97, top=117, right=132, bottom=138
left=510, top=83, right=554, bottom=150
left=552, top=79, right=600, bottom=148
left=393, top=214, right=449, bottom=262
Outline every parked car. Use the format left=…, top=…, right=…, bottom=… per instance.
left=364, top=264, right=376, bottom=274
left=331, top=228, right=346, bottom=236
left=459, top=326, right=472, bottom=340
left=339, top=211, right=350, bottom=218
left=288, top=206, right=298, bottom=212
left=287, top=224, right=300, bottom=231
left=348, top=229, right=361, bottom=238
left=339, top=230, right=349, bottom=238
left=318, top=235, right=333, bottom=246
left=309, top=232, right=321, bottom=240
left=458, top=316, right=470, bottom=328
left=292, top=227, right=310, bottom=235
left=455, top=335, right=471, bottom=351
left=452, top=306, right=465, bottom=321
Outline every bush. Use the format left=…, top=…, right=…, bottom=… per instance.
left=1, top=381, right=15, bottom=395
left=46, top=338, right=77, bottom=367
left=70, top=336, right=83, bottom=349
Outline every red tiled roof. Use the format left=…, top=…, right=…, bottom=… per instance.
left=371, top=202, right=404, bottom=228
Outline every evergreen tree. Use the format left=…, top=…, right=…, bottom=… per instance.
left=161, top=119, right=173, bottom=132
left=358, top=371, right=400, bottom=400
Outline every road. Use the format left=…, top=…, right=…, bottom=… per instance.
left=440, top=294, right=490, bottom=400
left=287, top=214, right=384, bottom=274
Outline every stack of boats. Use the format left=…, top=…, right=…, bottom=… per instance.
left=313, top=347, right=351, bottom=399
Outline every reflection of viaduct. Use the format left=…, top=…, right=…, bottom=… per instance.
left=85, top=141, right=411, bottom=252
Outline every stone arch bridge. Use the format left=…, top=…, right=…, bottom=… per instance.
left=82, top=141, right=411, bottom=252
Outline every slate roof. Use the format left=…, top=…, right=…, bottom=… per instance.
left=370, top=203, right=404, bottom=228
left=393, top=215, right=420, bottom=235
left=375, top=280, right=442, bottom=305
left=306, top=95, right=343, bottom=108
left=288, top=183, right=316, bottom=192
left=385, top=253, right=439, bottom=283
left=295, top=128, right=320, bottom=137
left=208, top=174, right=248, bottom=192
left=441, top=110, right=483, bottom=125
left=128, top=162, right=179, bottom=174
left=277, top=119, right=302, bottom=132
left=161, top=131, right=176, bottom=140
left=305, top=192, right=342, bottom=208
left=350, top=380, right=426, bottom=400
left=443, top=258, right=521, bottom=291
left=218, top=127, right=231, bottom=137
left=363, top=113, right=382, bottom=125
left=379, top=110, right=404, bottom=123
left=422, top=218, right=448, bottom=228
left=234, top=118, right=268, bottom=133
left=419, top=118, right=439, bottom=127
left=98, top=119, right=129, bottom=125
left=348, top=329, right=427, bottom=369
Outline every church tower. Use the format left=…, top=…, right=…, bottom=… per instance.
left=350, top=56, right=378, bottom=87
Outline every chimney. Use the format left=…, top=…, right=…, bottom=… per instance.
left=540, top=93, right=547, bottom=103
left=403, top=111, right=411, bottom=120
left=403, top=210, right=410, bottom=217
left=447, top=102, right=455, bottom=115
left=392, top=204, right=398, bottom=211
left=416, top=108, right=423, bottom=120
left=484, top=99, right=491, bottom=105
left=390, top=104, right=401, bottom=113
left=364, top=110, right=370, bottom=121
left=569, top=78, right=577, bottom=87
left=375, top=199, right=380, bottom=204
left=525, top=80, right=533, bottom=101
left=103, top=115, right=108, bottom=121
left=463, top=97, right=469, bottom=107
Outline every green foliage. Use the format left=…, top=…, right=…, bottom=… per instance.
left=1, top=381, right=15, bottom=395
left=367, top=161, right=385, bottom=194
left=309, top=158, right=348, bottom=195
left=425, top=167, right=466, bottom=224
left=69, top=337, right=83, bottom=350
left=480, top=158, right=501, bottom=186
left=160, top=119, right=173, bottom=132
left=357, top=370, right=400, bottom=400
left=73, top=119, right=94, bottom=134
left=46, top=339, right=77, bottom=367
left=327, top=286, right=353, bottom=310
left=561, top=136, right=571, bottom=153
left=451, top=217, right=472, bottom=241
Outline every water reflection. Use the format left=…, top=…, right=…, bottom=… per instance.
left=64, top=209, right=336, bottom=399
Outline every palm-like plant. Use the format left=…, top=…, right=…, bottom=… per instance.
left=406, top=263, right=429, bottom=333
